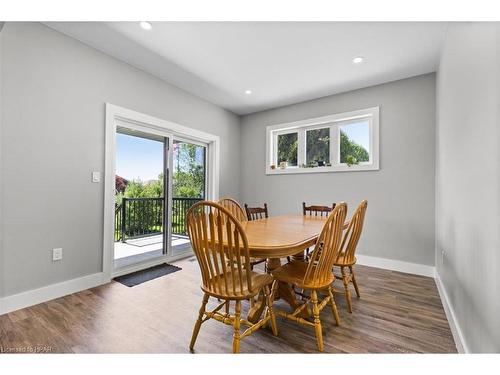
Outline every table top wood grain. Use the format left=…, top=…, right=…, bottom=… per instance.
left=240, top=214, right=327, bottom=258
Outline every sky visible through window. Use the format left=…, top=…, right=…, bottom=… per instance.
left=116, top=134, right=206, bottom=182
left=116, top=133, right=164, bottom=182
left=341, top=121, right=370, bottom=151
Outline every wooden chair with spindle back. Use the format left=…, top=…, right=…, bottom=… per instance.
left=218, top=198, right=267, bottom=271
left=333, top=200, right=368, bottom=313
left=302, top=202, right=336, bottom=217
left=187, top=201, right=278, bottom=353
left=270, top=202, right=347, bottom=352
left=244, top=203, right=269, bottom=221
left=299, top=202, right=337, bottom=261
left=217, top=197, right=248, bottom=222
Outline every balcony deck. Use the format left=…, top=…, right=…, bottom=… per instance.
left=114, top=234, right=191, bottom=269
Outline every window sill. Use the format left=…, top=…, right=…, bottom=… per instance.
left=266, top=164, right=379, bottom=175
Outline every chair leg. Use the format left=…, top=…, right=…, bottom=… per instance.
left=270, top=280, right=279, bottom=301
left=349, top=266, right=360, bottom=298
left=264, top=285, right=278, bottom=336
left=328, top=286, right=341, bottom=326
left=232, top=300, right=241, bottom=353
left=189, top=293, right=209, bottom=351
left=311, top=290, right=324, bottom=352
left=341, top=266, right=353, bottom=313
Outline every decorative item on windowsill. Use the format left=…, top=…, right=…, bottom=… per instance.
left=279, top=161, right=288, bottom=169
left=325, top=162, right=332, bottom=167
left=345, top=155, right=359, bottom=167
left=270, top=164, right=276, bottom=170
left=316, top=160, right=325, bottom=167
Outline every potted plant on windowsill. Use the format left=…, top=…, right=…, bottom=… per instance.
left=345, top=155, right=359, bottom=167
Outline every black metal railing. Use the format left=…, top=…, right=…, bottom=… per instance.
left=171, top=197, right=203, bottom=236
left=114, top=197, right=202, bottom=242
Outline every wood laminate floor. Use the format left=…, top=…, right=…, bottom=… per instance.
left=0, top=257, right=457, bottom=353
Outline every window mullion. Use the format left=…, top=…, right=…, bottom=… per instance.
left=273, top=132, right=278, bottom=165
left=297, top=128, right=305, bottom=167
left=330, top=124, right=339, bottom=167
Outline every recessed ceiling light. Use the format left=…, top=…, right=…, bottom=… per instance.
left=245, top=90, right=252, bottom=95
left=352, top=56, right=364, bottom=64
left=140, top=21, right=152, bottom=30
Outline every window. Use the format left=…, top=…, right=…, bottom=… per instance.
left=339, top=120, right=370, bottom=165
left=306, top=127, right=330, bottom=166
left=277, top=132, right=298, bottom=167
left=266, top=107, right=379, bottom=174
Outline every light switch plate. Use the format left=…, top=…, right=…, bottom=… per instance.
left=91, top=171, right=100, bottom=183
left=52, top=248, right=63, bottom=261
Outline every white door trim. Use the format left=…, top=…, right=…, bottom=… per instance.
left=103, top=103, right=220, bottom=281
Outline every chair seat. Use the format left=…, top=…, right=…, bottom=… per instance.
left=271, top=260, right=334, bottom=290
left=334, top=254, right=357, bottom=266
left=202, top=270, right=273, bottom=300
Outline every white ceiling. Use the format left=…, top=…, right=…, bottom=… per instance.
left=46, top=22, right=448, bottom=115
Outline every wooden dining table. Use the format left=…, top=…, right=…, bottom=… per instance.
left=239, top=214, right=329, bottom=323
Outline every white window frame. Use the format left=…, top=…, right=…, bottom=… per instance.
left=273, top=129, right=301, bottom=168
left=266, top=107, right=379, bottom=175
left=103, top=103, right=220, bottom=280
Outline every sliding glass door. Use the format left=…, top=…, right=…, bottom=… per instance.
left=112, top=125, right=210, bottom=273
left=170, top=138, right=207, bottom=256
left=114, top=127, right=169, bottom=270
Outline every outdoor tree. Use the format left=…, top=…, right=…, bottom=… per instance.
left=172, top=142, right=205, bottom=198
left=277, top=133, right=298, bottom=166
left=340, top=130, right=369, bottom=164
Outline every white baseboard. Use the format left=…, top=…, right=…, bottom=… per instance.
left=356, top=254, right=435, bottom=277
left=434, top=271, right=468, bottom=353
left=0, top=272, right=108, bottom=316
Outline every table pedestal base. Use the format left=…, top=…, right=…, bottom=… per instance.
left=247, top=257, right=310, bottom=323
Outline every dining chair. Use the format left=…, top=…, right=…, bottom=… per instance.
left=302, top=202, right=336, bottom=217
left=270, top=202, right=347, bottom=352
left=299, top=202, right=337, bottom=261
left=187, top=201, right=278, bottom=353
left=217, top=197, right=248, bottom=222
left=333, top=200, right=368, bottom=313
left=218, top=198, right=267, bottom=271
left=244, top=203, right=269, bottom=221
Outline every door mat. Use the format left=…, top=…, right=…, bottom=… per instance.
left=114, top=263, right=182, bottom=287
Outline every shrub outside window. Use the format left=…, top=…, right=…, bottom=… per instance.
left=277, top=132, right=298, bottom=167
left=306, top=127, right=330, bottom=166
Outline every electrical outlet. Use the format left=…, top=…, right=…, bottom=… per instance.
left=52, top=248, right=63, bottom=261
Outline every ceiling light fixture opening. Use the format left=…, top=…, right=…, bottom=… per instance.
left=140, top=21, right=152, bottom=30
left=245, top=90, right=252, bottom=95
left=352, top=56, right=364, bottom=64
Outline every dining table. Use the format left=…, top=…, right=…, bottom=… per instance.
left=239, top=214, right=329, bottom=323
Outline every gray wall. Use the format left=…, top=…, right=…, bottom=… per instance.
left=436, top=23, right=500, bottom=352
left=0, top=22, right=240, bottom=297
left=240, top=74, right=436, bottom=266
